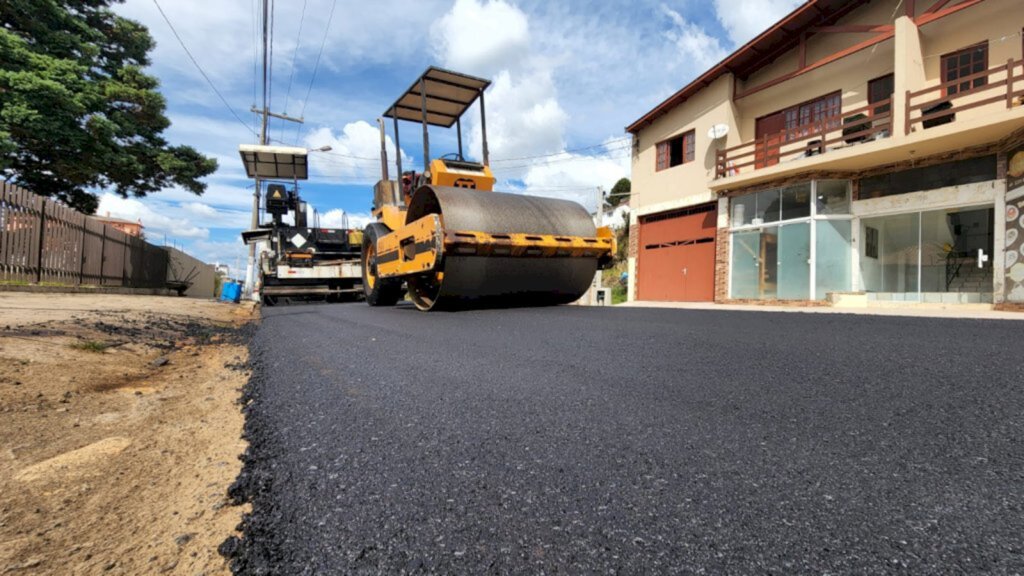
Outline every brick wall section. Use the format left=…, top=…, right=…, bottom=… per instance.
left=713, top=227, right=729, bottom=302
left=628, top=222, right=639, bottom=258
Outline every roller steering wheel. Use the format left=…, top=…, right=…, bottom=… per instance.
left=440, top=152, right=465, bottom=162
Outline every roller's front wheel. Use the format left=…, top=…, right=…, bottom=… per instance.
left=361, top=223, right=403, bottom=307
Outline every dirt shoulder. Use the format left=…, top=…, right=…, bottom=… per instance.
left=0, top=293, right=255, bottom=575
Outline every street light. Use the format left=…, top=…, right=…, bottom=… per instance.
left=311, top=145, right=332, bottom=152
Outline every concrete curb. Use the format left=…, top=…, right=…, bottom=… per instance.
left=616, top=300, right=1024, bottom=320
left=0, top=284, right=177, bottom=297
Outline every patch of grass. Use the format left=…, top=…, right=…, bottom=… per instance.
left=611, top=285, right=628, bottom=305
left=69, top=340, right=111, bottom=353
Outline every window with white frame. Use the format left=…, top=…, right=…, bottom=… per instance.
left=729, top=180, right=853, bottom=300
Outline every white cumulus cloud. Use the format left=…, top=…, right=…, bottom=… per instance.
left=662, top=4, right=728, bottom=70
left=316, top=209, right=373, bottom=230
left=431, top=0, right=531, bottom=78
left=711, top=0, right=804, bottom=47
left=304, top=121, right=412, bottom=184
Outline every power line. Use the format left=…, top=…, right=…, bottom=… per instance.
left=151, top=0, right=256, bottom=137
left=489, top=136, right=632, bottom=164
left=491, top=146, right=632, bottom=171
left=251, top=0, right=259, bottom=141
left=280, top=0, right=308, bottom=121
left=295, top=0, right=337, bottom=144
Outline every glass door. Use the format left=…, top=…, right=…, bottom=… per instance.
left=859, top=207, right=994, bottom=301
left=777, top=222, right=810, bottom=299
left=731, top=230, right=762, bottom=299
left=861, top=212, right=920, bottom=298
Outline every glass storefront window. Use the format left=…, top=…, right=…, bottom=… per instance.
left=757, top=189, right=780, bottom=223
left=777, top=222, right=810, bottom=299
left=731, top=230, right=763, bottom=299
left=731, top=194, right=757, bottom=227
left=860, top=207, right=993, bottom=299
left=815, top=220, right=852, bottom=298
left=861, top=213, right=920, bottom=294
left=730, top=179, right=853, bottom=301
left=780, top=184, right=811, bottom=221
left=816, top=180, right=851, bottom=215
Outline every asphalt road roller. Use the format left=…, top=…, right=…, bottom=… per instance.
left=362, top=67, right=615, bottom=311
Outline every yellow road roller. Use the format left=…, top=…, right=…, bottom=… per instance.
left=362, top=67, right=615, bottom=311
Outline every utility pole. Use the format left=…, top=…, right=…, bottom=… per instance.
left=244, top=0, right=304, bottom=301
left=591, top=186, right=605, bottom=302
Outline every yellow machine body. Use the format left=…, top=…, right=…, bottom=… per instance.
left=428, top=158, right=495, bottom=190
left=363, top=66, right=616, bottom=310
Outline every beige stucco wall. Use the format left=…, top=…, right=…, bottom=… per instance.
left=737, top=0, right=902, bottom=144
left=630, top=74, right=734, bottom=215
left=911, top=0, right=1023, bottom=126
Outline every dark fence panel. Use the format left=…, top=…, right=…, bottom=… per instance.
left=0, top=180, right=170, bottom=289
left=0, top=181, right=43, bottom=282
left=81, top=219, right=105, bottom=285
left=39, top=200, right=86, bottom=284
left=101, top=227, right=128, bottom=286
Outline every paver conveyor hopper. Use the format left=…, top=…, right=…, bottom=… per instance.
left=362, top=67, right=615, bottom=311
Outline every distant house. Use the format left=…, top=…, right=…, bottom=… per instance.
left=93, top=212, right=144, bottom=237
left=602, top=204, right=630, bottom=230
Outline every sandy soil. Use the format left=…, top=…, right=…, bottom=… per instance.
left=0, top=293, right=255, bottom=575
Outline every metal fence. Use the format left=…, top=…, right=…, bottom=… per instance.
left=0, top=180, right=168, bottom=287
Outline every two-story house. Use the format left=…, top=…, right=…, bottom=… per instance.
left=627, top=0, right=1024, bottom=308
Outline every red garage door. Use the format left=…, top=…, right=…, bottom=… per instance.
left=638, top=204, right=717, bottom=301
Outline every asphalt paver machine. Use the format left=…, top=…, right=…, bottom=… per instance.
left=362, top=67, right=615, bottom=311
left=240, top=145, right=363, bottom=305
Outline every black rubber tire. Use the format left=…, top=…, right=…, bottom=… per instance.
left=361, top=223, right=403, bottom=307
left=262, top=295, right=278, bottom=307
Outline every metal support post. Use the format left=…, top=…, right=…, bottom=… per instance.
left=377, top=118, right=389, bottom=182
left=456, top=118, right=463, bottom=159
left=420, top=78, right=430, bottom=173
left=392, top=109, right=403, bottom=205
left=479, top=89, right=489, bottom=166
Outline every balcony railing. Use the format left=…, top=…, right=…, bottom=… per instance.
left=905, top=58, right=1024, bottom=134
left=715, top=99, right=892, bottom=179
left=715, top=59, right=1024, bottom=180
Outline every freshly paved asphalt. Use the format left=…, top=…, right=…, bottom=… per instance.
left=227, top=303, right=1024, bottom=574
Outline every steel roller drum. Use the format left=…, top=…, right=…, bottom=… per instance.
left=406, top=186, right=598, bottom=310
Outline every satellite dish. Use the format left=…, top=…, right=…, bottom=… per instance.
left=707, top=124, right=730, bottom=139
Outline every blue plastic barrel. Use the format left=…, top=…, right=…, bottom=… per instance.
left=220, top=281, right=241, bottom=303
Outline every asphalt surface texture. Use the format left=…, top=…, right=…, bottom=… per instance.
left=225, top=303, right=1024, bottom=574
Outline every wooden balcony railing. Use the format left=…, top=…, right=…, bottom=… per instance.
left=905, top=58, right=1024, bottom=134
left=715, top=99, right=892, bottom=179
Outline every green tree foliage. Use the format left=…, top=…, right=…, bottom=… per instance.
left=605, top=177, right=631, bottom=262
left=608, top=177, right=631, bottom=206
left=0, top=0, right=217, bottom=213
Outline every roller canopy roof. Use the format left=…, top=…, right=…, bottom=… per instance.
left=384, top=67, right=491, bottom=128
left=238, top=144, right=308, bottom=180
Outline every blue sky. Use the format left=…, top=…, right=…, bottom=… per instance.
left=103, top=0, right=802, bottom=275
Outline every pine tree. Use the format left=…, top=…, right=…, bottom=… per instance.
left=0, top=0, right=217, bottom=213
